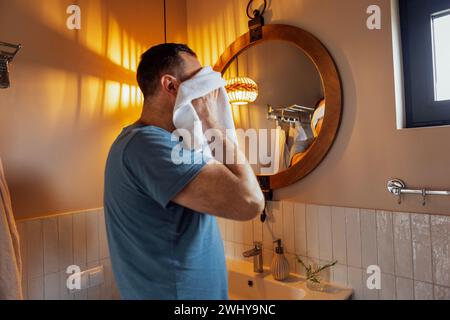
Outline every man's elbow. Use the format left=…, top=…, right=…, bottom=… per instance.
left=235, top=192, right=265, bottom=221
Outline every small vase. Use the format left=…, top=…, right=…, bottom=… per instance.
left=306, top=267, right=331, bottom=292
left=306, top=278, right=327, bottom=292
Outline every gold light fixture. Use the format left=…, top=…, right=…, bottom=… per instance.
left=225, top=76, right=259, bottom=106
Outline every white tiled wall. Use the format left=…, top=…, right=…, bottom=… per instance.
left=17, top=202, right=450, bottom=300
left=218, top=201, right=450, bottom=300
left=16, top=209, right=119, bottom=300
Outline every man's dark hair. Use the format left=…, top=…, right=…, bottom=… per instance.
left=136, top=43, right=197, bottom=98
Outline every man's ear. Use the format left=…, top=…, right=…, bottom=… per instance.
left=160, top=75, right=180, bottom=96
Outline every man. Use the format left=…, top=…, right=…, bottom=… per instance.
left=104, top=43, right=265, bottom=300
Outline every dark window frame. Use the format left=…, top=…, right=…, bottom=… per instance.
left=399, top=0, right=450, bottom=128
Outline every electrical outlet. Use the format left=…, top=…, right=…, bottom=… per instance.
left=68, top=265, right=104, bottom=293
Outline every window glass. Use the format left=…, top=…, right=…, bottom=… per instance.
left=432, top=11, right=450, bottom=101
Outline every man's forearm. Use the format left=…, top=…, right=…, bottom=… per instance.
left=202, top=118, right=260, bottom=192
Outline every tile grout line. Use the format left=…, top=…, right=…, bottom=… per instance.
left=373, top=210, right=379, bottom=299
left=356, top=207, right=363, bottom=298
left=358, top=209, right=363, bottom=270
left=304, top=204, right=308, bottom=266
left=84, top=212, right=88, bottom=271
left=390, top=211, right=397, bottom=299
left=375, top=211, right=381, bottom=298
left=407, top=212, right=416, bottom=300
left=344, top=208, right=350, bottom=288
left=330, top=207, right=335, bottom=282
left=428, top=215, right=436, bottom=299
left=317, top=205, right=321, bottom=262
left=40, top=219, right=45, bottom=299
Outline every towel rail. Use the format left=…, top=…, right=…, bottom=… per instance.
left=267, top=104, right=313, bottom=124
left=387, top=178, right=450, bottom=206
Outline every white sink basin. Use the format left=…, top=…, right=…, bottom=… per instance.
left=227, top=259, right=352, bottom=300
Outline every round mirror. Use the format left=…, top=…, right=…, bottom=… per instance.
left=214, top=24, right=342, bottom=190
left=223, top=40, right=324, bottom=176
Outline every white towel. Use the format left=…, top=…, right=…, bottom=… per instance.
left=173, top=66, right=237, bottom=151
left=0, top=158, right=23, bottom=300
left=288, top=122, right=314, bottom=164
left=259, top=125, right=286, bottom=175
left=311, top=104, right=325, bottom=138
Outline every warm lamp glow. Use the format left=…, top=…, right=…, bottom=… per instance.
left=225, top=77, right=259, bottom=105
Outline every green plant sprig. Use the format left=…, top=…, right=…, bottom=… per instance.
left=296, top=257, right=338, bottom=284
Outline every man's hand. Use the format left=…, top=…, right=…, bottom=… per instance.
left=192, top=90, right=221, bottom=131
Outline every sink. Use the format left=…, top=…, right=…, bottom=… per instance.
left=227, top=259, right=353, bottom=300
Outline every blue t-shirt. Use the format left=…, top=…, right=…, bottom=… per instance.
left=104, top=124, right=228, bottom=300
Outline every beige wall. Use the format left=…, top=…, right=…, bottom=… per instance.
left=0, top=0, right=187, bottom=219
left=187, top=0, right=450, bottom=215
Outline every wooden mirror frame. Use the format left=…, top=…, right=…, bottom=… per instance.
left=214, top=24, right=342, bottom=190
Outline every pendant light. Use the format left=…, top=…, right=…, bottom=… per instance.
left=225, top=54, right=259, bottom=105
left=225, top=75, right=259, bottom=106
left=225, top=0, right=266, bottom=106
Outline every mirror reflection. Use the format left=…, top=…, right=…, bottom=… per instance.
left=223, top=40, right=325, bottom=175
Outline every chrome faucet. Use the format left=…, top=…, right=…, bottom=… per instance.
left=243, top=241, right=264, bottom=273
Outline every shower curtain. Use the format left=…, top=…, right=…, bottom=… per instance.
left=0, top=158, right=23, bottom=300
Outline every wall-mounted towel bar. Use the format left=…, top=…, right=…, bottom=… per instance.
left=387, top=178, right=450, bottom=206
left=0, top=41, right=22, bottom=89
left=267, top=105, right=314, bottom=124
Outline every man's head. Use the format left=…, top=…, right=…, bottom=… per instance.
left=137, top=43, right=201, bottom=105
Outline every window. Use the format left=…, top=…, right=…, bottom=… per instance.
left=432, top=10, right=450, bottom=101
left=399, top=0, right=450, bottom=128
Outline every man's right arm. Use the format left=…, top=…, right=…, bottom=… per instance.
left=172, top=93, right=265, bottom=221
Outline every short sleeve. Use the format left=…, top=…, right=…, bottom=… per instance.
left=123, top=127, right=210, bottom=208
